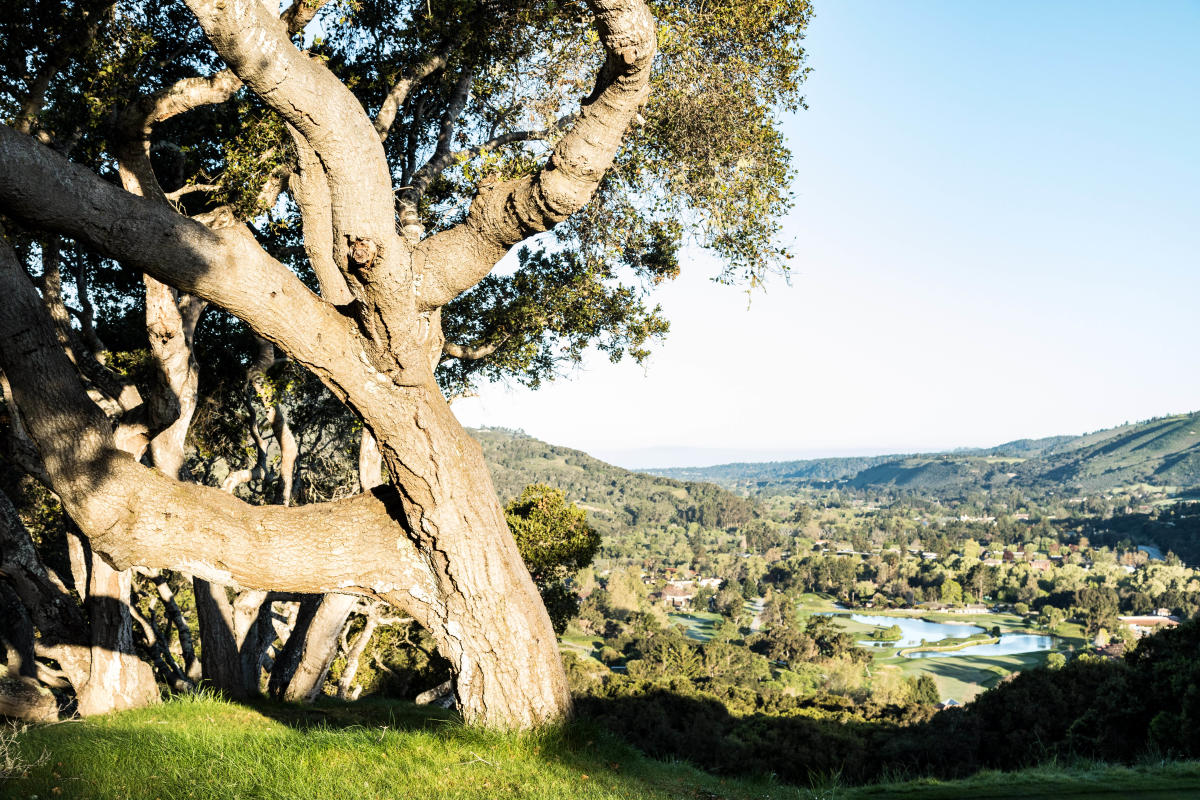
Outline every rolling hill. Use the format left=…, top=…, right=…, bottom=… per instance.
left=469, top=427, right=755, bottom=538
left=647, top=411, right=1200, bottom=496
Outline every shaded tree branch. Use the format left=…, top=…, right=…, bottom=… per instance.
left=375, top=49, right=453, bottom=141
left=412, top=0, right=656, bottom=310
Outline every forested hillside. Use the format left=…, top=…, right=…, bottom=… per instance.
left=650, top=412, right=1200, bottom=496
left=471, top=428, right=756, bottom=539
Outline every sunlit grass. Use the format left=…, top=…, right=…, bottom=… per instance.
left=7, top=695, right=799, bottom=800
left=7, top=695, right=1200, bottom=799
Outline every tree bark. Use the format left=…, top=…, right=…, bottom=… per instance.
left=0, top=0, right=658, bottom=729
left=194, top=581, right=273, bottom=699
left=268, top=593, right=355, bottom=702
left=76, top=552, right=160, bottom=715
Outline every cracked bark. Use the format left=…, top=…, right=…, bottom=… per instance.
left=0, top=0, right=658, bottom=728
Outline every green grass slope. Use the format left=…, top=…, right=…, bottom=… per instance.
left=7, top=696, right=1200, bottom=800
left=4, top=695, right=785, bottom=800
left=1029, top=413, right=1200, bottom=489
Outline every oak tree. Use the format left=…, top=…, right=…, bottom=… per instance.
left=0, top=0, right=810, bottom=727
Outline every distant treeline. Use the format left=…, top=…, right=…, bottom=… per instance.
left=1079, top=502, right=1200, bottom=566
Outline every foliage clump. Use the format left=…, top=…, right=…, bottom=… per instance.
left=505, top=484, right=600, bottom=633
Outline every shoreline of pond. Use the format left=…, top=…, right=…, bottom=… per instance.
left=824, top=611, right=1057, bottom=660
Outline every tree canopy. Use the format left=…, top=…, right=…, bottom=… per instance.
left=0, top=0, right=812, bottom=728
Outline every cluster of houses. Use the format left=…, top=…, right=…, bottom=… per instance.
left=1117, top=608, right=1180, bottom=639
left=645, top=569, right=724, bottom=609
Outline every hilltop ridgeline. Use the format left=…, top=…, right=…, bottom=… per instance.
left=469, top=428, right=755, bottom=537
left=647, top=411, right=1200, bottom=495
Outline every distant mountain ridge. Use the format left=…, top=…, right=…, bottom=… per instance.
left=645, top=412, right=1200, bottom=495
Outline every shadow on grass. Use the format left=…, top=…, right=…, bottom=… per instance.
left=247, top=693, right=458, bottom=732
left=9, top=693, right=791, bottom=800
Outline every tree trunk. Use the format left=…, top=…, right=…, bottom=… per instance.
left=268, top=593, right=356, bottom=702
left=75, top=551, right=159, bottom=716
left=365, top=388, right=571, bottom=727
left=194, top=581, right=274, bottom=699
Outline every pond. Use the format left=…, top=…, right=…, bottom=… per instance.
left=840, top=613, right=1054, bottom=658
left=905, top=633, right=1054, bottom=659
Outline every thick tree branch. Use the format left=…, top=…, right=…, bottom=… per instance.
left=0, top=124, right=360, bottom=383
left=286, top=125, right=353, bottom=305
left=113, top=70, right=246, bottom=199
left=0, top=239, right=440, bottom=625
left=184, top=0, right=397, bottom=270
left=412, top=0, right=656, bottom=310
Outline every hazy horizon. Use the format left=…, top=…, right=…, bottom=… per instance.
left=455, top=1, right=1200, bottom=468
left=479, top=406, right=1197, bottom=471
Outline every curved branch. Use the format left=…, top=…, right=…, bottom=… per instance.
left=0, top=124, right=356, bottom=380
left=113, top=1, right=321, bottom=201
left=375, top=49, right=452, bottom=141
left=286, top=124, right=353, bottom=305
left=114, top=70, right=245, bottom=199
left=184, top=0, right=397, bottom=264
left=0, top=241, right=439, bottom=626
left=412, top=0, right=656, bottom=310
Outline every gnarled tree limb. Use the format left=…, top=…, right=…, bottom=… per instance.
left=0, top=125, right=360, bottom=385
left=184, top=0, right=397, bottom=268
left=0, top=234, right=439, bottom=627
left=412, top=0, right=656, bottom=310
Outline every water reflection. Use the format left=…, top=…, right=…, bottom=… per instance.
left=839, top=613, right=1054, bottom=658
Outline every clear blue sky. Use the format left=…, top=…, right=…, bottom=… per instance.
left=455, top=1, right=1200, bottom=469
